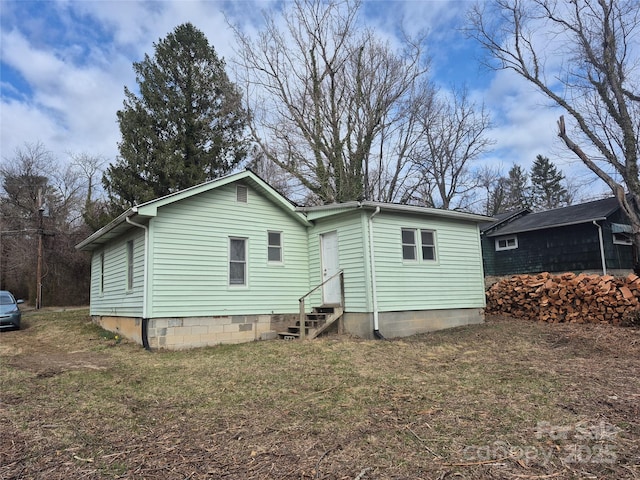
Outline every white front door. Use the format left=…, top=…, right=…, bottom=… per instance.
left=320, top=231, right=341, bottom=305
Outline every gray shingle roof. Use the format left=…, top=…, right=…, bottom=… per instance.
left=486, top=196, right=622, bottom=237
left=479, top=208, right=529, bottom=233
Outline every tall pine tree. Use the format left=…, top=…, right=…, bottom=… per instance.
left=503, top=165, right=531, bottom=211
left=104, top=23, right=247, bottom=213
left=530, top=155, right=571, bottom=211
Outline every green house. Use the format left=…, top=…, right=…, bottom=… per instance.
left=77, top=170, right=489, bottom=349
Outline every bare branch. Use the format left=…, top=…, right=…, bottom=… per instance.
left=469, top=0, right=640, bottom=268
left=232, top=0, right=430, bottom=204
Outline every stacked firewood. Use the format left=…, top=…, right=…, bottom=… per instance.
left=486, top=272, right=640, bottom=325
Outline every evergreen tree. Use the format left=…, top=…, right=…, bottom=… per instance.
left=530, top=155, right=571, bottom=211
left=104, top=23, right=247, bottom=212
left=502, top=165, right=531, bottom=212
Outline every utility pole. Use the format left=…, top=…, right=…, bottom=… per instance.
left=36, top=191, right=44, bottom=309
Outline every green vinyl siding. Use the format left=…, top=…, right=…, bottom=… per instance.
left=371, top=212, right=486, bottom=311
left=82, top=171, right=487, bottom=323
left=307, top=211, right=370, bottom=312
left=308, top=209, right=485, bottom=314
left=90, top=229, right=145, bottom=317
left=148, top=183, right=309, bottom=317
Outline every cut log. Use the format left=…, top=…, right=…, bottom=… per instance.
left=486, top=272, right=640, bottom=325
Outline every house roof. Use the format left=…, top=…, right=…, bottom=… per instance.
left=486, top=196, right=623, bottom=237
left=77, top=172, right=493, bottom=252
left=479, top=208, right=529, bottom=233
left=297, top=201, right=492, bottom=223
left=76, top=170, right=309, bottom=251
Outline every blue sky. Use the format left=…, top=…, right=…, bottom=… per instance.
left=0, top=0, right=599, bottom=198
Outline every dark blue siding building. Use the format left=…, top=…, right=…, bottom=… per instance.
left=481, top=197, right=633, bottom=276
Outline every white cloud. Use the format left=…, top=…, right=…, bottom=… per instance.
left=71, top=1, right=163, bottom=56
left=0, top=24, right=134, bottom=163
left=471, top=69, right=612, bottom=200
left=481, top=70, right=561, bottom=162
left=0, top=0, right=612, bottom=204
left=1, top=99, right=61, bottom=160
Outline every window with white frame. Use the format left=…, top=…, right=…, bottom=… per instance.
left=611, top=223, right=633, bottom=245
left=613, top=232, right=632, bottom=246
left=421, top=230, right=436, bottom=261
left=126, top=240, right=134, bottom=290
left=268, top=231, right=282, bottom=263
left=401, top=228, right=417, bottom=260
left=402, top=228, right=437, bottom=262
left=229, top=237, right=247, bottom=285
left=495, top=236, right=518, bottom=251
left=100, top=251, right=105, bottom=295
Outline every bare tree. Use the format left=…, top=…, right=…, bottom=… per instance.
left=412, top=87, right=493, bottom=209
left=70, top=153, right=104, bottom=207
left=246, top=147, right=298, bottom=200
left=476, top=165, right=507, bottom=216
left=0, top=142, right=52, bottom=296
left=232, top=0, right=430, bottom=204
left=0, top=142, right=90, bottom=304
left=468, top=0, right=640, bottom=269
left=70, top=152, right=111, bottom=230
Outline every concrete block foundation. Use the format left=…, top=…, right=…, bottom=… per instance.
left=343, top=308, right=485, bottom=340
left=93, top=308, right=484, bottom=349
left=93, top=313, right=299, bottom=350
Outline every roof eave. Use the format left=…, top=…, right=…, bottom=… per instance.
left=75, top=208, right=136, bottom=251
left=487, top=216, right=608, bottom=237
left=297, top=201, right=492, bottom=223
left=360, top=201, right=493, bottom=222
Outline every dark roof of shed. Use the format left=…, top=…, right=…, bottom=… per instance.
left=479, top=208, right=529, bottom=233
left=486, top=196, right=622, bottom=237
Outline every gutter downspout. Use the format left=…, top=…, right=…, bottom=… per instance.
left=368, top=207, right=384, bottom=339
left=126, top=215, right=151, bottom=350
left=593, top=220, right=607, bottom=275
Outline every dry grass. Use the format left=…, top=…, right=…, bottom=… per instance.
left=1, top=309, right=639, bottom=479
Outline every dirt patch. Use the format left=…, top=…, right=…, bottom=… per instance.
left=1, top=308, right=112, bottom=376
left=7, top=351, right=111, bottom=377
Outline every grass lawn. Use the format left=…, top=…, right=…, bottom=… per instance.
left=1, top=308, right=639, bottom=479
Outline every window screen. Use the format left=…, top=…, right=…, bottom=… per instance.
left=268, top=231, right=282, bottom=262
left=229, top=238, right=247, bottom=285
left=401, top=228, right=417, bottom=260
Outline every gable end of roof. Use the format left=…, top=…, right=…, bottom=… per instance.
left=76, top=170, right=309, bottom=251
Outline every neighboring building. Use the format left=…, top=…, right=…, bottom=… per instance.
left=481, top=197, right=634, bottom=277
left=77, top=170, right=490, bottom=350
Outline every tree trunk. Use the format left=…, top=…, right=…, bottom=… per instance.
left=558, top=115, right=640, bottom=273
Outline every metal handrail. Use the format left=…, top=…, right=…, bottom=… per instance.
left=298, top=270, right=344, bottom=339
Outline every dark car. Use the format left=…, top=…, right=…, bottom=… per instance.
left=0, top=290, right=24, bottom=330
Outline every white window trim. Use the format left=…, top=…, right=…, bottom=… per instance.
left=495, top=235, right=518, bottom=251
left=401, top=228, right=418, bottom=261
left=612, top=232, right=632, bottom=246
left=99, top=251, right=105, bottom=296
left=267, top=230, right=283, bottom=264
left=229, top=237, right=248, bottom=287
left=402, top=227, right=438, bottom=263
left=126, top=240, right=134, bottom=292
left=420, top=229, right=437, bottom=262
